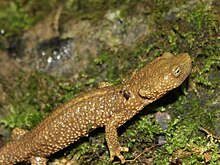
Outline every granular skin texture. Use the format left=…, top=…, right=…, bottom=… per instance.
left=0, top=52, right=192, bottom=165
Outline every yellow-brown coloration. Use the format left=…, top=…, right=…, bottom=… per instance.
left=0, top=52, right=192, bottom=164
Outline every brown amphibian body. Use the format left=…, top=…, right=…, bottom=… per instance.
left=0, top=52, right=192, bottom=164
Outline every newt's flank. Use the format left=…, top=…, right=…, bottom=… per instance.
left=0, top=52, right=192, bottom=164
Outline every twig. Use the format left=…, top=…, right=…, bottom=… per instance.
left=198, top=126, right=220, bottom=140
left=126, top=142, right=166, bottom=163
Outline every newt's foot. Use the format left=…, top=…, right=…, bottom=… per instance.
left=109, top=146, right=129, bottom=164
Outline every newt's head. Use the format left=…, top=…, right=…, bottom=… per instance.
left=136, top=52, right=192, bottom=100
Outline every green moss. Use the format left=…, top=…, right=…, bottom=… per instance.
left=193, top=55, right=220, bottom=88
left=0, top=72, right=86, bottom=130
left=92, top=1, right=220, bottom=164
left=0, top=104, right=43, bottom=129
left=0, top=0, right=55, bottom=37
left=0, top=0, right=219, bottom=164
left=0, top=1, right=34, bottom=37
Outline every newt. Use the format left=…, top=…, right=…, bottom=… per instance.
left=0, top=52, right=192, bottom=164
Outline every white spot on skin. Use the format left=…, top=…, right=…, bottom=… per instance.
left=47, top=56, right=52, bottom=63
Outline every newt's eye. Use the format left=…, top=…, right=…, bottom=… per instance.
left=172, top=66, right=181, bottom=77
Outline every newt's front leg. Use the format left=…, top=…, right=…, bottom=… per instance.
left=105, top=113, right=130, bottom=164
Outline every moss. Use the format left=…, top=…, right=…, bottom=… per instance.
left=0, top=72, right=86, bottom=130
left=0, top=0, right=57, bottom=37
left=92, top=1, right=220, bottom=164
left=0, top=0, right=219, bottom=164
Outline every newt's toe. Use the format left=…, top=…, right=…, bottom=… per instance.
left=109, top=146, right=129, bottom=164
